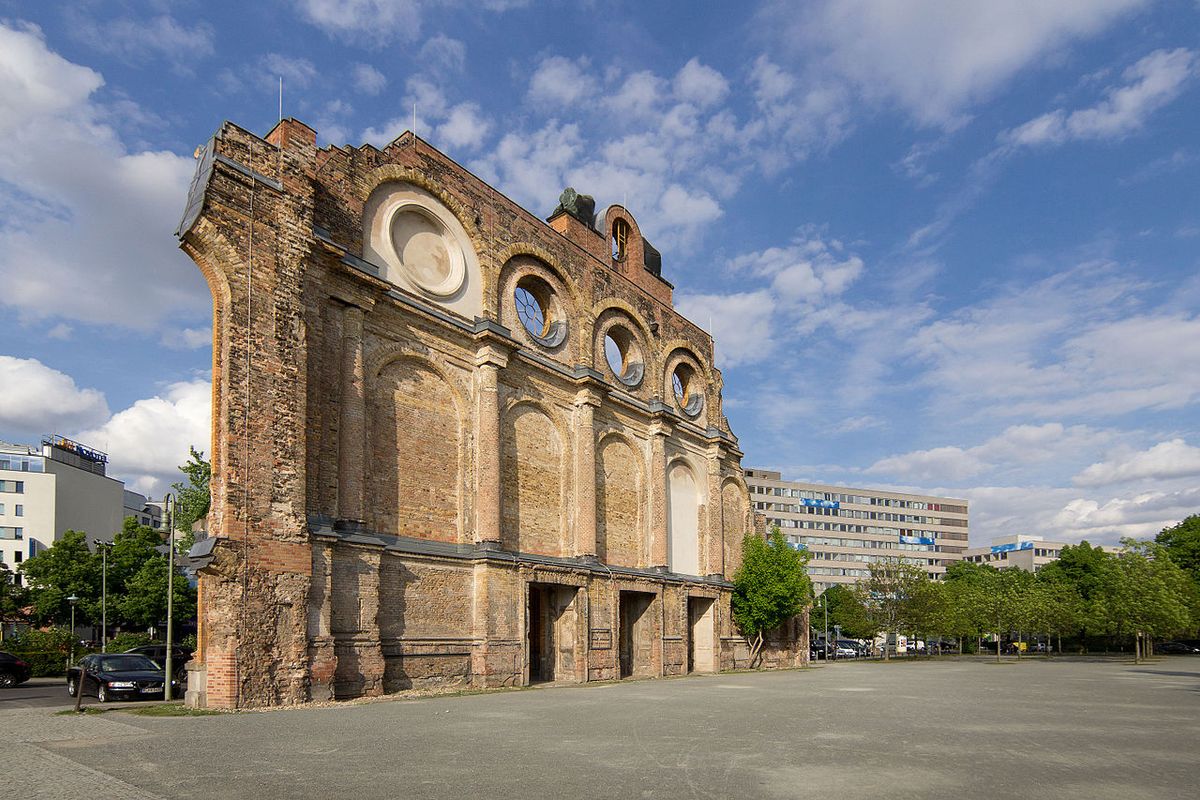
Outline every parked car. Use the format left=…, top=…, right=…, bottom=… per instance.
left=66, top=653, right=180, bottom=702
left=125, top=644, right=193, bottom=683
left=0, top=651, right=32, bottom=688
left=1154, top=641, right=1200, bottom=655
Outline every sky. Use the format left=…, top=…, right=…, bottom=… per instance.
left=0, top=1, right=1198, bottom=547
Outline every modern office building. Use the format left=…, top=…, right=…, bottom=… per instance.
left=123, top=490, right=164, bottom=530
left=744, top=469, right=969, bottom=593
left=0, top=437, right=125, bottom=582
left=961, top=534, right=1119, bottom=572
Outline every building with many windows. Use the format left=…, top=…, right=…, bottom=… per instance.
left=744, top=469, right=969, bottom=593
left=961, top=534, right=1119, bottom=572
left=0, top=437, right=125, bottom=582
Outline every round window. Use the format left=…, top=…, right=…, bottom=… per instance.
left=604, top=326, right=643, bottom=387
left=671, top=363, right=703, bottom=417
left=514, top=276, right=567, bottom=347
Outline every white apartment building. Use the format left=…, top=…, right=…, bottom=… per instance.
left=744, top=469, right=970, bottom=594
left=961, top=534, right=1120, bottom=572
left=0, top=437, right=125, bottom=582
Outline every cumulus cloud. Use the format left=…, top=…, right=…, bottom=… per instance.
left=0, top=23, right=209, bottom=330
left=74, top=380, right=212, bottom=497
left=0, top=356, right=110, bottom=436
left=1074, top=439, right=1200, bottom=487
left=675, top=290, right=775, bottom=368
left=1006, top=48, right=1198, bottom=146
left=528, top=56, right=590, bottom=106
left=766, top=0, right=1149, bottom=128
left=352, top=63, right=387, bottom=95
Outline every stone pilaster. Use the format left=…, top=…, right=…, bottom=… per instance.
left=572, top=388, right=602, bottom=559
left=337, top=304, right=366, bottom=527
left=649, top=420, right=672, bottom=570
left=706, top=445, right=726, bottom=578
left=474, top=344, right=508, bottom=547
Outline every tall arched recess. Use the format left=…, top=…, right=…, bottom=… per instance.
left=367, top=359, right=461, bottom=542
left=667, top=460, right=703, bottom=575
left=500, top=404, right=564, bottom=557
left=596, top=435, right=642, bottom=568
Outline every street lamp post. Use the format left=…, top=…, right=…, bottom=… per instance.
left=164, top=494, right=176, bottom=702
left=99, top=542, right=109, bottom=653
left=67, top=594, right=79, bottom=666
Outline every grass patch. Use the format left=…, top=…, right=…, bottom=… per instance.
left=122, top=703, right=223, bottom=717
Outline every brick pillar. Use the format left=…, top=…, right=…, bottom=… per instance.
left=475, top=345, right=508, bottom=547
left=706, top=445, right=725, bottom=577
left=337, top=304, right=366, bottom=527
left=650, top=420, right=671, bottom=570
left=573, top=388, right=601, bottom=559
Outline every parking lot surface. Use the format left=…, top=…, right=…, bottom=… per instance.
left=2, top=656, right=1197, bottom=799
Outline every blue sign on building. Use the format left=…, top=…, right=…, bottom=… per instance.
left=801, top=498, right=839, bottom=509
left=990, top=541, right=1034, bottom=554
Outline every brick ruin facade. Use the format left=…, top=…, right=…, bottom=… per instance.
left=176, top=118, right=806, bottom=708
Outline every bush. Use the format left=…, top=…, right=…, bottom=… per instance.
left=6, top=627, right=73, bottom=676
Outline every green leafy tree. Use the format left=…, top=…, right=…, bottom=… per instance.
left=1156, top=515, right=1200, bottom=588
left=732, top=528, right=812, bottom=668
left=18, top=530, right=101, bottom=625
left=851, top=558, right=929, bottom=660
left=0, top=562, right=29, bottom=637
left=171, top=446, right=211, bottom=550
left=116, top=553, right=195, bottom=629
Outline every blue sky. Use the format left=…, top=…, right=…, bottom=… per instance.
left=1, top=1, right=1198, bottom=546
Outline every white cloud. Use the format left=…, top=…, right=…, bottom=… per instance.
left=419, top=35, right=466, bottom=74
left=771, top=0, right=1150, bottom=128
left=70, top=13, right=214, bottom=70
left=74, top=380, right=212, bottom=498
left=1074, top=439, right=1200, bottom=487
left=675, top=290, right=775, bottom=368
left=673, top=59, right=729, bottom=108
left=0, top=23, right=210, bottom=331
left=352, top=63, right=387, bottom=95
left=0, top=356, right=110, bottom=435
left=437, top=103, right=491, bottom=150
left=294, top=0, right=424, bottom=45
left=528, top=56, right=590, bottom=106
left=262, top=53, right=319, bottom=89
left=1006, top=48, right=1198, bottom=146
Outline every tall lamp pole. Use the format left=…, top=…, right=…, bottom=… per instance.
left=164, top=494, right=176, bottom=702
left=67, top=594, right=79, bottom=666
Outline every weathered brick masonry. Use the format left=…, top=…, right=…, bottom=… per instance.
left=177, top=118, right=805, bottom=708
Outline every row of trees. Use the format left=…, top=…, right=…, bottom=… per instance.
left=821, top=517, right=1200, bottom=662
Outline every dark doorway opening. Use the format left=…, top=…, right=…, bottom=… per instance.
left=619, top=591, right=654, bottom=679
left=527, top=583, right=579, bottom=684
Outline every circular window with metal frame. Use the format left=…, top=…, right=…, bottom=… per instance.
left=671, top=362, right=704, bottom=417
left=514, top=276, right=567, bottom=347
left=604, top=326, right=644, bottom=387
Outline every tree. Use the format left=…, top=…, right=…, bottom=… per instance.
left=171, top=446, right=211, bottom=550
left=851, top=558, right=928, bottom=660
left=1156, top=515, right=1200, bottom=589
left=732, top=528, right=812, bottom=668
left=0, top=562, right=28, bottom=638
left=19, top=530, right=101, bottom=625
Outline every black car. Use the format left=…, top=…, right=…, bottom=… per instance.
left=0, top=651, right=32, bottom=687
left=125, top=644, right=193, bottom=682
left=66, top=653, right=179, bottom=702
left=1154, top=641, right=1200, bottom=655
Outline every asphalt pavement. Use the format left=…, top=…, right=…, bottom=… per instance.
left=3, top=655, right=1198, bottom=799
